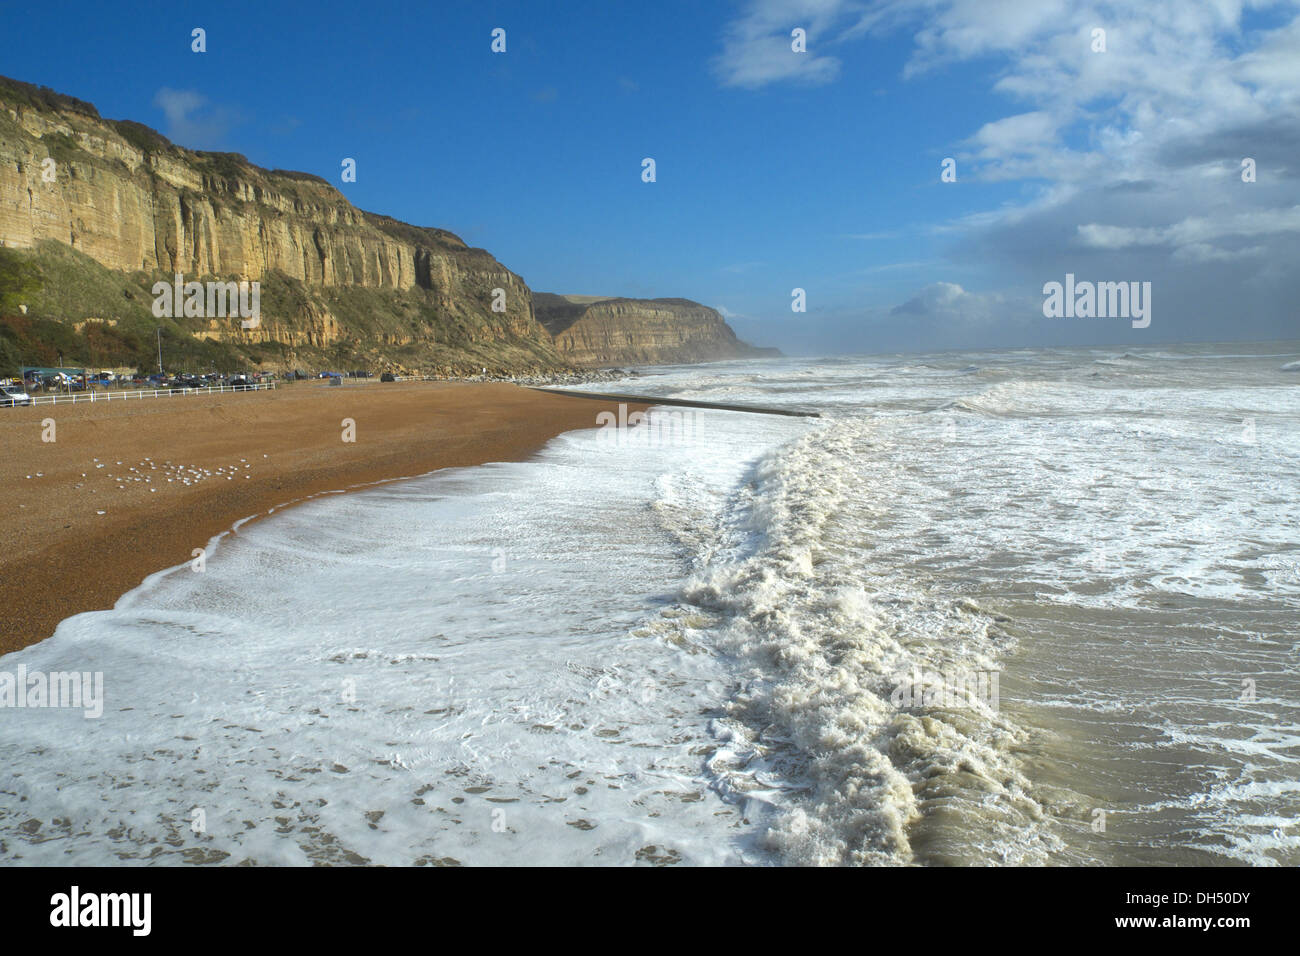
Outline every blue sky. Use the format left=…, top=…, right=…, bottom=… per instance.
left=3, top=0, right=1298, bottom=353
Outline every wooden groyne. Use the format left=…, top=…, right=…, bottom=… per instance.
left=528, top=387, right=820, bottom=418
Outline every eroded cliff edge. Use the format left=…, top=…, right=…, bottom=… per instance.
left=0, top=75, right=558, bottom=374
left=534, top=293, right=776, bottom=367
left=0, top=75, right=777, bottom=375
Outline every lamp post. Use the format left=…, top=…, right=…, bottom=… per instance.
left=156, top=328, right=163, bottom=374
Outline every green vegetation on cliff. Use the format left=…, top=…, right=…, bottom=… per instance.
left=0, top=242, right=248, bottom=373
left=0, top=241, right=565, bottom=376
left=0, top=73, right=570, bottom=377
left=0, top=73, right=774, bottom=376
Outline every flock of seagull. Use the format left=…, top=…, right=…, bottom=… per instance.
left=23, top=453, right=272, bottom=516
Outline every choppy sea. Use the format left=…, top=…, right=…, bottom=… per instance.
left=2, top=342, right=1297, bottom=865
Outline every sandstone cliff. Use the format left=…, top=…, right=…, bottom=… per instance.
left=0, top=75, right=560, bottom=373
left=0, top=75, right=777, bottom=375
left=534, top=293, right=775, bottom=367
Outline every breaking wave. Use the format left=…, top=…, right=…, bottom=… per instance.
left=652, top=417, right=1058, bottom=865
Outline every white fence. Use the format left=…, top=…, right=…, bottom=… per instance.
left=22, top=381, right=276, bottom=407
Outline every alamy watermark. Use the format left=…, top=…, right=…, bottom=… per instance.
left=0, top=665, right=104, bottom=718
left=1043, top=273, right=1150, bottom=328
left=50, top=886, right=150, bottom=936
left=596, top=403, right=697, bottom=446
left=890, top=667, right=1000, bottom=712
left=152, top=273, right=260, bottom=329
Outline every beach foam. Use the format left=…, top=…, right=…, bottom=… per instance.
left=3, top=343, right=1297, bottom=865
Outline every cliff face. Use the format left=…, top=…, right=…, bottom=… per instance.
left=534, top=293, right=773, bottom=367
left=0, top=76, right=559, bottom=372
left=0, top=76, right=778, bottom=374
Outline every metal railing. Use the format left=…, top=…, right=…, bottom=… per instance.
left=19, top=381, right=277, bottom=406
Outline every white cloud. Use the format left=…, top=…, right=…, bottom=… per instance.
left=878, top=0, right=1300, bottom=304
left=716, top=1, right=1300, bottom=344
left=712, top=0, right=861, bottom=88
left=1077, top=205, right=1300, bottom=249
left=971, top=111, right=1058, bottom=158
left=890, top=281, right=1014, bottom=323
left=152, top=87, right=240, bottom=148
left=153, top=88, right=205, bottom=127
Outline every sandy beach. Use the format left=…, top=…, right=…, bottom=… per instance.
left=0, top=382, right=644, bottom=654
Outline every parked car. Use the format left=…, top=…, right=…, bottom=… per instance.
left=1, top=383, right=33, bottom=407
left=41, top=374, right=83, bottom=391
left=380, top=372, right=396, bottom=382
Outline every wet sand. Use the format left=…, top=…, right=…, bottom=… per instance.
left=0, top=381, right=644, bottom=654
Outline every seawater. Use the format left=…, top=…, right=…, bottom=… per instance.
left=2, top=342, right=1297, bottom=865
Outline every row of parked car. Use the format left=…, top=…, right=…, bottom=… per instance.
left=3, top=366, right=403, bottom=406
left=139, top=373, right=261, bottom=389
left=22, top=372, right=88, bottom=392
left=0, top=371, right=271, bottom=406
